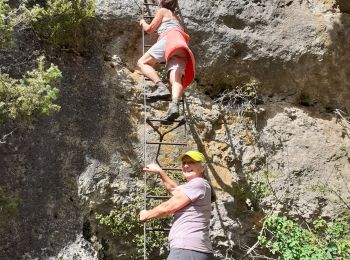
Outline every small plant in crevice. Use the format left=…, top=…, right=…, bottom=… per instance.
left=0, top=186, right=20, bottom=223
left=214, top=79, right=260, bottom=118
left=234, top=171, right=271, bottom=211
left=157, top=65, right=168, bottom=83
left=250, top=179, right=270, bottom=202
left=299, top=92, right=314, bottom=107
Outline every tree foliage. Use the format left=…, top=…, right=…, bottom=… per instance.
left=0, top=56, right=61, bottom=124
left=27, top=0, right=96, bottom=51
left=0, top=0, right=13, bottom=49
left=0, top=0, right=95, bottom=127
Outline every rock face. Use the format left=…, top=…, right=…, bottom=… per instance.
left=182, top=0, right=350, bottom=113
left=0, top=0, right=350, bottom=259
left=97, top=0, right=350, bottom=111
left=337, top=0, right=350, bottom=13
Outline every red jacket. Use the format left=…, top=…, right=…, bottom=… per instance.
left=159, top=28, right=195, bottom=88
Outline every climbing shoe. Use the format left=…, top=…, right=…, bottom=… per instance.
left=146, top=81, right=171, bottom=100
left=161, top=102, right=180, bottom=122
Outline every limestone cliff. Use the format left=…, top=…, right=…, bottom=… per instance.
left=0, top=0, right=349, bottom=259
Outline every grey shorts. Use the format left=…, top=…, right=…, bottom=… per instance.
left=167, top=248, right=215, bottom=260
left=147, top=37, right=187, bottom=77
left=147, top=37, right=167, bottom=62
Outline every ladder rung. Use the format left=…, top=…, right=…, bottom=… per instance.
left=146, top=228, right=170, bottom=232
left=147, top=118, right=185, bottom=123
left=143, top=3, right=158, bottom=6
left=144, top=16, right=154, bottom=19
left=143, top=99, right=184, bottom=103
left=144, top=44, right=152, bottom=48
left=146, top=141, right=187, bottom=146
left=146, top=195, right=171, bottom=199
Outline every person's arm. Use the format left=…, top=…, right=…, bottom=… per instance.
left=143, top=163, right=178, bottom=193
left=139, top=8, right=164, bottom=34
left=139, top=188, right=191, bottom=221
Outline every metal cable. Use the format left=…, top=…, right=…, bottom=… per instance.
left=141, top=1, right=147, bottom=258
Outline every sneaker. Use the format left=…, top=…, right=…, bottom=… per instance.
left=146, top=81, right=171, bottom=100
left=161, top=102, right=180, bottom=122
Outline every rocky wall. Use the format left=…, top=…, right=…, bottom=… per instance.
left=0, top=0, right=349, bottom=259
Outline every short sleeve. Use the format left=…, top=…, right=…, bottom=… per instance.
left=179, top=178, right=206, bottom=202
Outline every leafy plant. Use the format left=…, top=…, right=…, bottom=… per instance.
left=259, top=215, right=350, bottom=259
left=96, top=185, right=172, bottom=259
left=0, top=0, right=14, bottom=49
left=0, top=56, right=61, bottom=124
left=157, top=65, right=168, bottom=83
left=26, top=0, right=96, bottom=51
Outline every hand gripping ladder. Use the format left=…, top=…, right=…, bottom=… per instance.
left=140, top=1, right=188, bottom=259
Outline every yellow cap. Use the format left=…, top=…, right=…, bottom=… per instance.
left=180, top=150, right=206, bottom=163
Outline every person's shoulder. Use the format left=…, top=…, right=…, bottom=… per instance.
left=158, top=8, right=169, bottom=14
left=188, top=177, right=206, bottom=187
left=159, top=7, right=169, bottom=12
left=154, top=8, right=168, bottom=18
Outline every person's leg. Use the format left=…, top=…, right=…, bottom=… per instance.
left=137, top=52, right=171, bottom=99
left=168, top=67, right=184, bottom=102
left=137, top=52, right=160, bottom=83
left=161, top=56, right=186, bottom=121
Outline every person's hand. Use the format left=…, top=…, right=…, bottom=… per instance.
left=139, top=210, right=148, bottom=221
left=143, top=163, right=162, bottom=174
left=139, top=19, right=145, bottom=27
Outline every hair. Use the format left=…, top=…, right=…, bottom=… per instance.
left=160, top=0, right=178, bottom=12
left=201, top=164, right=217, bottom=203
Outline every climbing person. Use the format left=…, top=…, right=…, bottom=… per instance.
left=137, top=0, right=195, bottom=121
left=139, top=150, right=216, bottom=260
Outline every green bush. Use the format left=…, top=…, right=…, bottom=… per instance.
left=96, top=187, right=171, bottom=259
left=26, top=0, right=96, bottom=51
left=0, top=56, right=61, bottom=124
left=259, top=215, right=350, bottom=259
left=0, top=0, right=13, bottom=48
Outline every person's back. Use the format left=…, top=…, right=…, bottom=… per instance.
left=156, top=19, right=182, bottom=35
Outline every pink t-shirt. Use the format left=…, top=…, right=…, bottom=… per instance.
left=168, top=177, right=213, bottom=253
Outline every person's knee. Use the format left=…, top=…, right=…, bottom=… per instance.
left=137, top=58, right=144, bottom=69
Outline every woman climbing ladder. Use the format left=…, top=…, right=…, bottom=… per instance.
left=137, top=0, right=195, bottom=121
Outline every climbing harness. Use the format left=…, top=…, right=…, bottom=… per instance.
left=140, top=1, right=188, bottom=259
